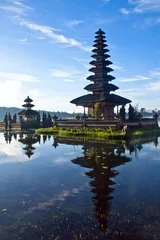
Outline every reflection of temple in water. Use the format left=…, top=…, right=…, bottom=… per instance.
left=71, top=142, right=131, bottom=230
left=18, top=134, right=40, bottom=158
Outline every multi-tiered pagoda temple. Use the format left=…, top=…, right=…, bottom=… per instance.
left=18, top=96, right=40, bottom=129
left=71, top=29, right=131, bottom=119
left=18, top=96, right=39, bottom=121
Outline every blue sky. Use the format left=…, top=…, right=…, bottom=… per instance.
left=0, top=0, right=160, bottom=113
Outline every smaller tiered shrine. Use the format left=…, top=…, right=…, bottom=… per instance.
left=18, top=96, right=40, bottom=129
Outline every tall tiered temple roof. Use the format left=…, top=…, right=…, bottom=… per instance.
left=70, top=29, right=131, bottom=118
left=18, top=96, right=38, bottom=116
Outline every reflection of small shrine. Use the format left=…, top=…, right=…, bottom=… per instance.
left=19, top=134, right=40, bottom=158
left=18, top=96, right=40, bottom=129
left=72, top=142, right=131, bottom=230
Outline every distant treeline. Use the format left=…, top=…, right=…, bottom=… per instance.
left=0, top=107, right=83, bottom=122
left=0, top=106, right=159, bottom=122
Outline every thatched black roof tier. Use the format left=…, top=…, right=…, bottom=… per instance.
left=24, top=96, right=33, bottom=103
left=95, top=35, right=106, bottom=39
left=95, top=29, right=105, bottom=34
left=93, top=43, right=108, bottom=48
left=18, top=109, right=39, bottom=116
left=22, top=103, right=35, bottom=108
left=71, top=93, right=131, bottom=107
left=94, top=39, right=107, bottom=43
left=91, top=54, right=111, bottom=59
left=70, top=93, right=131, bottom=107
left=84, top=83, right=119, bottom=92
left=92, top=48, right=109, bottom=53
left=89, top=67, right=113, bottom=73
left=87, top=74, right=115, bottom=81
left=89, top=60, right=113, bottom=66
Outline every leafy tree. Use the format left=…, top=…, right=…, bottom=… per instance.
left=37, top=112, right=40, bottom=123
left=72, top=111, right=75, bottom=119
left=3, top=113, right=8, bottom=129
left=128, top=104, right=137, bottom=120
left=140, top=108, right=146, bottom=115
left=42, top=112, right=47, bottom=123
left=42, top=112, right=47, bottom=127
left=47, top=112, right=52, bottom=124
left=13, top=113, right=17, bottom=123
left=8, top=112, right=12, bottom=122
left=153, top=113, right=159, bottom=127
left=119, top=105, right=126, bottom=121
left=3, top=113, right=7, bottom=123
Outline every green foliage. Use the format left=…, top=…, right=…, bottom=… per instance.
left=3, top=113, right=7, bottom=123
left=47, top=112, right=52, bottom=124
left=131, top=128, right=160, bottom=137
left=35, top=127, right=160, bottom=141
left=72, top=111, right=75, bottom=119
left=42, top=112, right=47, bottom=123
left=36, top=127, right=125, bottom=140
left=128, top=104, right=137, bottom=121
left=35, top=127, right=58, bottom=134
left=93, top=102, right=100, bottom=120
left=8, top=112, right=12, bottom=122
left=42, top=112, right=53, bottom=127
left=3, top=112, right=8, bottom=129
left=13, top=113, right=17, bottom=123
left=53, top=114, right=58, bottom=121
left=140, top=108, right=146, bottom=115
left=37, top=112, right=40, bottom=123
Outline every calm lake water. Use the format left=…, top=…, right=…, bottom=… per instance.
left=0, top=132, right=160, bottom=240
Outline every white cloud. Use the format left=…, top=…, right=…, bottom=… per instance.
left=0, top=80, right=23, bottom=107
left=101, top=0, right=110, bottom=6
left=0, top=73, right=40, bottom=109
left=119, top=8, right=132, bottom=15
left=149, top=69, right=160, bottom=77
left=0, top=72, right=39, bottom=82
left=128, top=0, right=160, bottom=13
left=0, top=0, right=32, bottom=15
left=96, top=18, right=115, bottom=24
left=18, top=19, right=91, bottom=52
left=19, top=37, right=27, bottom=43
left=73, top=57, right=88, bottom=63
left=63, top=79, right=75, bottom=83
left=146, top=81, right=160, bottom=91
left=73, top=57, right=90, bottom=70
left=0, top=5, right=25, bottom=14
left=28, top=89, right=43, bottom=98
left=119, top=75, right=151, bottom=82
left=65, top=20, right=84, bottom=28
left=51, top=68, right=82, bottom=78
left=112, top=64, right=123, bottom=70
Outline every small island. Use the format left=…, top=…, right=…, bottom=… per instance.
left=35, top=29, right=159, bottom=140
